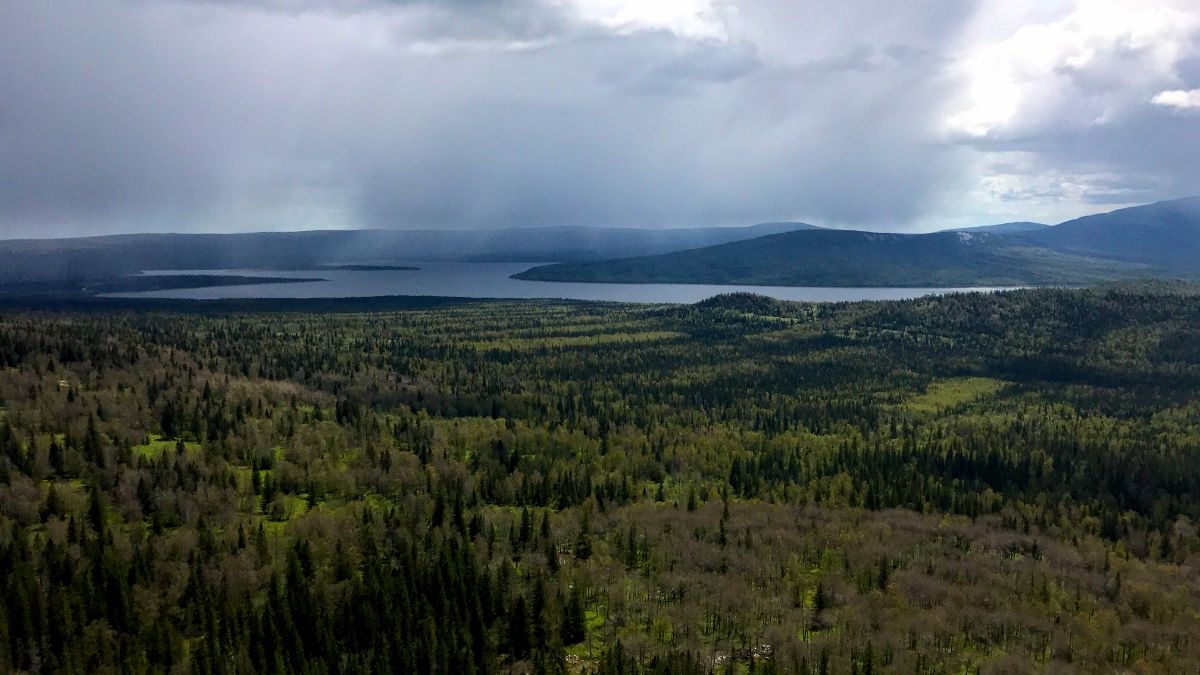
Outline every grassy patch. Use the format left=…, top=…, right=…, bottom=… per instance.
left=565, top=606, right=608, bottom=665
left=132, top=434, right=201, bottom=459
left=267, top=494, right=311, bottom=521
left=903, top=377, right=1007, bottom=414
left=231, top=466, right=256, bottom=490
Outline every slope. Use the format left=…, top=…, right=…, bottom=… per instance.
left=1026, top=196, right=1200, bottom=269
left=948, top=221, right=1049, bottom=234
left=0, top=222, right=816, bottom=283
left=512, top=229, right=1153, bottom=287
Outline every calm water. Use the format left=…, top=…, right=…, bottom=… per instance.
left=112, top=263, right=1016, bottom=304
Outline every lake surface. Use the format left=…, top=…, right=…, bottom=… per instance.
left=113, top=263, right=1017, bottom=304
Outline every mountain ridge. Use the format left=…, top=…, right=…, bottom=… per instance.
left=0, top=222, right=817, bottom=283
left=948, top=221, right=1048, bottom=234
left=1026, top=196, right=1200, bottom=267
left=513, top=229, right=1154, bottom=287
left=6, top=197, right=1199, bottom=288
left=513, top=198, right=1200, bottom=287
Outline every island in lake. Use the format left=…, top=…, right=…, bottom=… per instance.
left=0, top=274, right=324, bottom=298
left=314, top=264, right=420, bottom=271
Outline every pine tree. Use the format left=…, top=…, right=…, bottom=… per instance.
left=84, top=413, right=104, bottom=467
left=562, top=585, right=586, bottom=646
left=507, top=596, right=533, bottom=661
left=574, top=511, right=592, bottom=561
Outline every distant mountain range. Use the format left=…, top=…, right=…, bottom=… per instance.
left=514, top=197, right=1200, bottom=287
left=1024, top=197, right=1200, bottom=268
left=949, top=221, right=1048, bottom=234
left=0, top=222, right=815, bottom=283
left=4, top=197, right=1198, bottom=290
left=512, top=230, right=1150, bottom=287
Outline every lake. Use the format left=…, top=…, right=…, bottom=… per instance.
left=113, top=263, right=1017, bottom=303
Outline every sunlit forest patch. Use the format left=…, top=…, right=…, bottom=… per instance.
left=901, top=377, right=1009, bottom=414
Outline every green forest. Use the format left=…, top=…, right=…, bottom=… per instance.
left=2, top=283, right=1200, bottom=673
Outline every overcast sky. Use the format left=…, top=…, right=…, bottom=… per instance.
left=1, top=0, right=1198, bottom=237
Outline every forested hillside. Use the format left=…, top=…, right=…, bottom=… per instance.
left=0, top=223, right=813, bottom=284
left=2, top=286, right=1200, bottom=673
left=512, top=230, right=1152, bottom=287
left=513, top=197, right=1200, bottom=287
left=1027, top=196, right=1200, bottom=267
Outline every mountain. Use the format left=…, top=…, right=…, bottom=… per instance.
left=514, top=197, right=1200, bottom=287
left=513, top=229, right=1151, bottom=287
left=7, top=197, right=1197, bottom=289
left=1026, top=196, right=1200, bottom=268
left=0, top=222, right=816, bottom=283
left=948, top=221, right=1049, bottom=234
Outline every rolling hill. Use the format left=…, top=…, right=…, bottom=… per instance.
left=1026, top=196, right=1200, bottom=267
left=948, top=221, right=1048, bottom=234
left=0, top=222, right=815, bottom=283
left=514, top=198, right=1200, bottom=287
left=6, top=197, right=1198, bottom=289
left=512, top=229, right=1152, bottom=287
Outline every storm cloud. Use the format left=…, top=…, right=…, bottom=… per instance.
left=1, top=0, right=1198, bottom=237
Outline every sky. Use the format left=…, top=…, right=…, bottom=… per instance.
left=1, top=0, right=1198, bottom=238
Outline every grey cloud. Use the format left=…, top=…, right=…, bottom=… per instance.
left=962, top=81, right=1200, bottom=209
left=946, top=5, right=1200, bottom=218
left=0, top=0, right=981, bottom=236
left=163, top=0, right=495, bottom=12
left=1177, top=55, right=1200, bottom=84
left=0, top=2, right=230, bottom=225
left=790, top=44, right=936, bottom=79
left=1035, top=118, right=1198, bottom=202
left=2, top=0, right=1194, bottom=238
left=393, top=0, right=574, bottom=48
left=594, top=37, right=761, bottom=95
left=344, top=30, right=962, bottom=229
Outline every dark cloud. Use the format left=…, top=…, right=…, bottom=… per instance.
left=0, top=0, right=1196, bottom=237
left=597, top=38, right=761, bottom=95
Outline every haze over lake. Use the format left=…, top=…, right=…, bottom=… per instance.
left=113, top=263, right=1013, bottom=303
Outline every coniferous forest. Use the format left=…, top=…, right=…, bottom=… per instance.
left=2, top=284, right=1200, bottom=674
